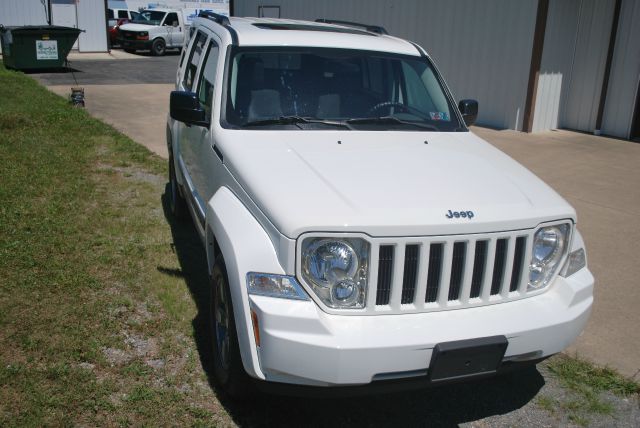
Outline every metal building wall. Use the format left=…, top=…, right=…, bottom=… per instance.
left=532, top=0, right=616, bottom=134
left=0, top=0, right=51, bottom=27
left=76, top=0, right=108, bottom=52
left=234, top=0, right=538, bottom=131
left=560, top=0, right=615, bottom=133
left=531, top=0, right=581, bottom=132
left=601, top=0, right=640, bottom=138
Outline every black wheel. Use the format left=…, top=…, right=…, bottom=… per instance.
left=210, top=256, right=252, bottom=398
left=151, top=38, right=166, bottom=56
left=168, top=152, right=187, bottom=220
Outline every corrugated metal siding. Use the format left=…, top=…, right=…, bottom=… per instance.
left=560, top=0, right=615, bottom=132
left=532, top=0, right=581, bottom=132
left=0, top=0, right=50, bottom=27
left=601, top=0, right=640, bottom=138
left=76, top=0, right=108, bottom=52
left=234, top=0, right=537, bottom=131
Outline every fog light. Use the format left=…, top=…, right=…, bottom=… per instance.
left=332, top=279, right=359, bottom=305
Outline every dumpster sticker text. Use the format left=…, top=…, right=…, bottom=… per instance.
left=36, top=40, right=58, bottom=60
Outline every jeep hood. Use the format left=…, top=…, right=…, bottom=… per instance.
left=219, top=131, right=575, bottom=238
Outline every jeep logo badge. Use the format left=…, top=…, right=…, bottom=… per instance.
left=446, top=210, right=474, bottom=219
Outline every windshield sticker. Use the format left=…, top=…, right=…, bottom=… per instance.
left=429, top=112, right=449, bottom=121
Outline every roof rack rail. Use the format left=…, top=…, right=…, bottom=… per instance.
left=198, top=11, right=231, bottom=27
left=315, top=19, right=388, bottom=35
left=198, top=11, right=238, bottom=45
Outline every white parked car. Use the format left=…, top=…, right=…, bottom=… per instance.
left=118, top=8, right=185, bottom=56
left=167, top=13, right=593, bottom=397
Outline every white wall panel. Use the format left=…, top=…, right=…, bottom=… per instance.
left=0, top=0, right=50, bottom=27
left=52, top=4, right=79, bottom=49
left=601, top=0, right=640, bottom=138
left=76, top=0, right=108, bottom=52
left=560, top=0, right=614, bottom=132
left=532, top=0, right=581, bottom=132
left=234, top=0, right=537, bottom=131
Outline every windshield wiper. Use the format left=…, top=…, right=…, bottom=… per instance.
left=242, top=116, right=352, bottom=129
left=346, top=116, right=439, bottom=131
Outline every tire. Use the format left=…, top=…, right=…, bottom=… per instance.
left=210, top=256, right=252, bottom=398
left=168, top=152, right=187, bottom=220
left=151, top=38, right=166, bottom=56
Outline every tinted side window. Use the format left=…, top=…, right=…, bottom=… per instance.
left=118, top=10, right=128, bottom=19
left=197, top=41, right=220, bottom=119
left=183, top=31, right=208, bottom=91
left=107, top=9, right=114, bottom=19
left=164, top=12, right=179, bottom=27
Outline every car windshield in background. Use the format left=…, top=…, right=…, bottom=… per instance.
left=223, top=47, right=463, bottom=131
left=132, top=10, right=166, bottom=26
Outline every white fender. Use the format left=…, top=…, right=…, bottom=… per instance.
left=205, top=186, right=285, bottom=379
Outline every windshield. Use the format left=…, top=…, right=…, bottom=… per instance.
left=223, top=47, right=463, bottom=131
left=131, top=10, right=166, bottom=25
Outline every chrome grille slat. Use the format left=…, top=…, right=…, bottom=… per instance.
left=389, top=245, right=406, bottom=310
left=367, top=230, right=534, bottom=314
left=437, top=243, right=454, bottom=305
left=459, top=239, right=477, bottom=304
left=413, top=243, right=430, bottom=307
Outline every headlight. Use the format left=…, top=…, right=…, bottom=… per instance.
left=529, top=223, right=571, bottom=290
left=301, top=238, right=369, bottom=309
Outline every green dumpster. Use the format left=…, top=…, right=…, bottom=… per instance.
left=0, top=25, right=82, bottom=71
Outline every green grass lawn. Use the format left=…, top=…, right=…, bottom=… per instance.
left=0, top=64, right=638, bottom=427
left=0, top=64, right=230, bottom=426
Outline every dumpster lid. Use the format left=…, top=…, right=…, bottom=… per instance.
left=0, top=25, right=83, bottom=35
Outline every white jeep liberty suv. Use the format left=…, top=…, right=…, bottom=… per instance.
left=167, top=12, right=593, bottom=397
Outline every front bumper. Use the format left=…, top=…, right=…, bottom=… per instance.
left=249, top=268, right=593, bottom=387
left=119, top=38, right=152, bottom=50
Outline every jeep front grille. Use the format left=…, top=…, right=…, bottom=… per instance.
left=367, top=230, right=533, bottom=313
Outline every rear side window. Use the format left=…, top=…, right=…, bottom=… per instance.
left=196, top=41, right=220, bottom=119
left=183, top=31, right=208, bottom=91
left=107, top=9, right=114, bottom=19
left=117, top=10, right=128, bottom=19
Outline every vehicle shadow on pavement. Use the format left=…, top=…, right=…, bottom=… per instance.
left=160, top=188, right=545, bottom=427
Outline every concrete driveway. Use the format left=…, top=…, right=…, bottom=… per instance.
left=32, top=51, right=180, bottom=158
left=29, top=55, right=640, bottom=379
left=473, top=127, right=640, bottom=379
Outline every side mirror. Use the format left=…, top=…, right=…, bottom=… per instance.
left=170, top=91, right=208, bottom=127
left=458, top=99, right=478, bottom=127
